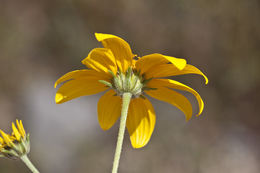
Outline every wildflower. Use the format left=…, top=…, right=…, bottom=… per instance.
left=55, top=33, right=207, bottom=172
left=0, top=120, right=29, bottom=159
left=55, top=33, right=207, bottom=148
left=0, top=120, right=39, bottom=173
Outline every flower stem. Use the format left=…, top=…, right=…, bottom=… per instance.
left=20, top=154, right=40, bottom=173
left=112, top=92, right=132, bottom=173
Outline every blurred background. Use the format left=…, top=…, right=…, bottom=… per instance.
left=0, top=0, right=259, bottom=172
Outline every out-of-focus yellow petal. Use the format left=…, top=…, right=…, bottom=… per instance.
left=95, top=33, right=133, bottom=72
left=149, top=79, right=204, bottom=116
left=0, top=137, right=3, bottom=144
left=135, top=53, right=187, bottom=75
left=9, top=135, right=16, bottom=140
left=0, top=130, right=13, bottom=147
left=82, top=48, right=117, bottom=74
left=126, top=97, right=156, bottom=148
left=97, top=90, right=122, bottom=130
left=145, top=64, right=208, bottom=84
left=145, top=86, right=192, bottom=121
left=54, top=70, right=110, bottom=88
left=55, top=77, right=108, bottom=104
left=16, top=119, right=25, bottom=137
left=12, top=123, right=21, bottom=141
left=19, top=120, right=26, bottom=137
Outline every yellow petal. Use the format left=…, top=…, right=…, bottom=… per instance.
left=126, top=97, right=156, bottom=148
left=145, top=86, right=193, bottom=121
left=149, top=79, right=204, bottom=116
left=54, top=69, right=110, bottom=88
left=12, top=123, right=21, bottom=141
left=56, top=78, right=108, bottom=104
left=97, top=90, right=122, bottom=130
left=17, top=120, right=26, bottom=137
left=16, top=119, right=24, bottom=137
left=0, top=130, right=13, bottom=147
left=145, top=64, right=208, bottom=84
left=135, top=53, right=187, bottom=75
left=82, top=48, right=117, bottom=74
left=0, top=137, right=3, bottom=144
left=95, top=33, right=133, bottom=72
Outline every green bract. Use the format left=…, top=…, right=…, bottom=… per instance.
left=0, top=134, right=30, bottom=159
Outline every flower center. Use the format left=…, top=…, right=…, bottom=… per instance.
left=112, top=68, right=144, bottom=97
left=99, top=68, right=154, bottom=98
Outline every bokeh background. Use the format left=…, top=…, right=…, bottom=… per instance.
left=0, top=0, right=259, bottom=172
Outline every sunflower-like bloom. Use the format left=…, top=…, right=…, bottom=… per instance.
left=0, top=120, right=30, bottom=158
left=55, top=33, right=208, bottom=148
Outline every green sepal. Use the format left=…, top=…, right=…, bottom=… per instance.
left=108, top=70, right=116, bottom=78
left=1, top=148, right=19, bottom=158
left=129, top=75, right=138, bottom=90
left=125, top=67, right=132, bottom=90
left=99, top=80, right=112, bottom=88
left=114, top=75, right=122, bottom=91
left=126, top=67, right=132, bottom=78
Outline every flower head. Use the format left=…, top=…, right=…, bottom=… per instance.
left=0, top=120, right=30, bottom=159
left=55, top=33, right=208, bottom=148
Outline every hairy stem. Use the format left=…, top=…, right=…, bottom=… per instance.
left=20, top=154, right=40, bottom=173
left=112, top=92, right=132, bottom=173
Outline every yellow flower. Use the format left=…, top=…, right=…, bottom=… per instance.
left=0, top=120, right=30, bottom=158
left=55, top=33, right=208, bottom=148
